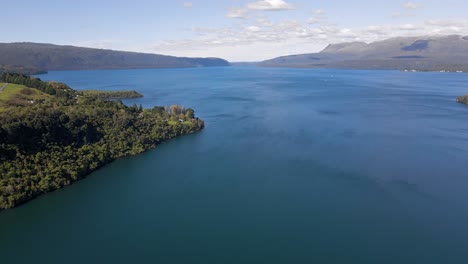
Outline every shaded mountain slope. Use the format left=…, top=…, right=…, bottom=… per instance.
left=260, top=35, right=468, bottom=71
left=0, top=43, right=230, bottom=73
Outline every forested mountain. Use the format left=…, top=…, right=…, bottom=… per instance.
left=0, top=43, right=230, bottom=73
left=0, top=73, right=204, bottom=210
left=260, top=35, right=468, bottom=72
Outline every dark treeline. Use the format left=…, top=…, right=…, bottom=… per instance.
left=0, top=65, right=47, bottom=75
left=80, top=90, right=144, bottom=99
left=0, top=74, right=203, bottom=210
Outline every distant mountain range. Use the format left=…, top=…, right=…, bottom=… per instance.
left=0, top=43, right=230, bottom=74
left=3, top=35, right=468, bottom=74
left=260, top=35, right=468, bottom=72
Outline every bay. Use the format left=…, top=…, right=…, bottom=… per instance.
left=1, top=67, right=468, bottom=263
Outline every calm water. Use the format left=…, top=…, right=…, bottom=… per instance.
left=1, top=67, right=468, bottom=263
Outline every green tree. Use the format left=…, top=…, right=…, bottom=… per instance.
left=185, top=108, right=195, bottom=119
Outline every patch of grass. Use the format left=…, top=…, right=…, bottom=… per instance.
left=0, top=84, right=23, bottom=101
left=0, top=84, right=52, bottom=112
left=167, top=120, right=194, bottom=126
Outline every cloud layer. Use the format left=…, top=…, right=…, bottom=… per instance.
left=148, top=16, right=468, bottom=61
left=226, top=8, right=249, bottom=19
left=226, top=0, right=294, bottom=18
left=247, top=0, right=294, bottom=11
left=77, top=1, right=468, bottom=61
left=403, top=2, right=423, bottom=9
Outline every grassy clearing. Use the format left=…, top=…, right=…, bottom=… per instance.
left=167, top=120, right=194, bottom=126
left=0, top=84, right=21, bottom=101
left=0, top=84, right=52, bottom=112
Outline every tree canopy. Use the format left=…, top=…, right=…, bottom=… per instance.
left=0, top=74, right=204, bottom=210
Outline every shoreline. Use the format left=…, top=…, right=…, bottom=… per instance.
left=0, top=125, right=204, bottom=212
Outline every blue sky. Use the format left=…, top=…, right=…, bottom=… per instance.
left=2, top=0, right=467, bottom=61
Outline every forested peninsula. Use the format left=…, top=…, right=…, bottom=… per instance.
left=0, top=73, right=204, bottom=210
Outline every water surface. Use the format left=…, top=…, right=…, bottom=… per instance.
left=1, top=67, right=468, bottom=263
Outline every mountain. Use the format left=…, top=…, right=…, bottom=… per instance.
left=0, top=43, right=230, bottom=73
left=260, top=35, right=468, bottom=72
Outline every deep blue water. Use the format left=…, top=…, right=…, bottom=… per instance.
left=1, top=67, right=468, bottom=263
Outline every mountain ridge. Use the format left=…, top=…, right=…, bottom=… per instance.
left=0, top=42, right=230, bottom=73
left=260, top=35, right=468, bottom=72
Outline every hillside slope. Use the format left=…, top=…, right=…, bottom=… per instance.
left=0, top=73, right=204, bottom=210
left=0, top=43, right=230, bottom=73
left=260, top=35, right=468, bottom=71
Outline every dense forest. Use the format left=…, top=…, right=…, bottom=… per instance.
left=0, top=74, right=204, bottom=210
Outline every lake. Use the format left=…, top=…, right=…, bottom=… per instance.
left=1, top=67, right=468, bottom=263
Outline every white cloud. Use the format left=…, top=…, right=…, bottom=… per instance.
left=313, top=9, right=325, bottom=15
left=403, top=2, right=423, bottom=9
left=145, top=17, right=468, bottom=61
left=226, top=0, right=293, bottom=20
left=426, top=19, right=465, bottom=27
left=256, top=17, right=274, bottom=26
left=308, top=17, right=321, bottom=24
left=246, top=26, right=262, bottom=32
left=183, top=2, right=193, bottom=8
left=398, top=24, right=417, bottom=30
left=247, top=0, right=294, bottom=11
left=308, top=9, right=327, bottom=24
left=226, top=8, right=249, bottom=18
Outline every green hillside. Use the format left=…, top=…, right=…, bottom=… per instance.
left=0, top=74, right=204, bottom=210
